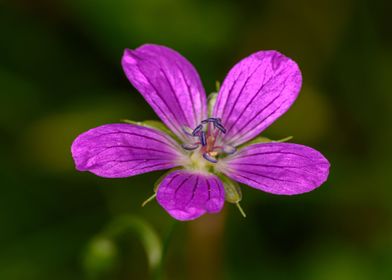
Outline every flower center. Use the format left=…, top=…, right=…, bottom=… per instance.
left=181, top=118, right=236, bottom=163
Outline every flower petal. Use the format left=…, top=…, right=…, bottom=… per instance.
left=213, top=51, right=302, bottom=146
left=122, top=44, right=207, bottom=140
left=156, top=170, right=225, bottom=221
left=220, top=143, right=329, bottom=195
left=71, top=123, right=183, bottom=178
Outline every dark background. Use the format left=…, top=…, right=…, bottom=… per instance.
left=1, top=0, right=392, bottom=279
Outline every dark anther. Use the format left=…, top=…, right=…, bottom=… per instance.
left=223, top=145, right=236, bottom=154
left=214, top=122, right=226, bottom=133
left=182, top=143, right=199, bottom=150
left=203, top=153, right=218, bottom=163
left=182, top=126, right=194, bottom=136
left=192, top=124, right=203, bottom=136
left=201, top=117, right=220, bottom=124
left=188, top=118, right=226, bottom=143
left=200, top=131, right=207, bottom=146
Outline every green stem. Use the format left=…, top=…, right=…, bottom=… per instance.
left=103, top=215, right=162, bottom=273
left=153, top=221, right=179, bottom=280
left=84, top=215, right=163, bottom=279
left=84, top=216, right=179, bottom=280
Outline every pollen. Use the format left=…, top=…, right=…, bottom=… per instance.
left=210, top=151, right=218, bottom=157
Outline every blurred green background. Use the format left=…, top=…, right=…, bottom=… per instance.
left=1, top=0, right=392, bottom=279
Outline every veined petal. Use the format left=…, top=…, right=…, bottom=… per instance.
left=213, top=51, right=302, bottom=146
left=220, top=143, right=329, bottom=195
left=71, top=123, right=183, bottom=178
left=122, top=44, right=207, bottom=140
left=156, top=170, right=225, bottom=221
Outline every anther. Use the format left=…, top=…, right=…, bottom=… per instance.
left=223, top=145, right=236, bottom=154
left=214, top=122, right=226, bottom=133
left=183, top=118, right=232, bottom=160
left=201, top=117, right=220, bottom=124
left=200, top=131, right=207, bottom=146
left=182, top=143, right=199, bottom=150
left=182, top=126, right=194, bottom=136
left=203, top=152, right=218, bottom=163
left=192, top=124, right=203, bottom=136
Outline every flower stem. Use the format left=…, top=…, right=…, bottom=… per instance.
left=153, top=220, right=179, bottom=280
left=83, top=215, right=164, bottom=279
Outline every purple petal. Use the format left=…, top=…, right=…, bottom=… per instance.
left=71, top=123, right=183, bottom=178
left=213, top=51, right=302, bottom=146
left=221, top=143, right=329, bottom=195
left=156, top=170, right=225, bottom=221
left=122, top=44, right=207, bottom=140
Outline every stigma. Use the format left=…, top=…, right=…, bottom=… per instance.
left=181, top=118, right=236, bottom=163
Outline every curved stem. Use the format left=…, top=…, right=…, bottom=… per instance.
left=153, top=220, right=179, bottom=280
left=84, top=215, right=179, bottom=280
left=102, top=215, right=163, bottom=273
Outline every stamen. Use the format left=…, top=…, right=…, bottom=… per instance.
left=201, top=117, right=220, bottom=124
left=209, top=151, right=218, bottom=157
left=203, top=152, right=218, bottom=163
left=182, top=143, right=199, bottom=150
left=223, top=145, right=236, bottom=154
left=182, top=126, right=194, bottom=136
left=182, top=117, right=234, bottom=162
left=200, top=131, right=207, bottom=146
left=192, top=124, right=203, bottom=136
left=214, top=122, right=226, bottom=133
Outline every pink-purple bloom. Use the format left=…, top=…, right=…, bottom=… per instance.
left=71, top=44, right=330, bottom=221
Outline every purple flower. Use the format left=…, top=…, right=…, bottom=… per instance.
left=71, top=44, right=330, bottom=221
